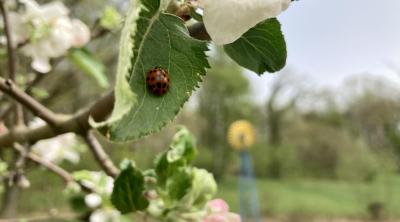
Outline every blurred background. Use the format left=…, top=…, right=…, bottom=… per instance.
left=2, top=0, right=400, bottom=221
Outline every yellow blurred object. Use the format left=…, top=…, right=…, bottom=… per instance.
left=227, top=120, right=256, bottom=150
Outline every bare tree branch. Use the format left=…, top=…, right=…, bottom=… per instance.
left=13, top=144, right=94, bottom=193
left=0, top=1, right=16, bottom=80
left=0, top=91, right=114, bottom=148
left=0, top=77, right=60, bottom=126
left=84, top=130, right=119, bottom=178
left=0, top=0, right=25, bottom=126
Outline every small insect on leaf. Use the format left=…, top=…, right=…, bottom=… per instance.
left=146, top=67, right=170, bottom=96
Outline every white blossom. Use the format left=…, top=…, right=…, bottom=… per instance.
left=195, top=0, right=291, bottom=45
left=31, top=133, right=80, bottom=164
left=8, top=0, right=90, bottom=73
left=29, top=118, right=80, bottom=164
left=85, top=193, right=103, bottom=209
left=90, top=209, right=121, bottom=222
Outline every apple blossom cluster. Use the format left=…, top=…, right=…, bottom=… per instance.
left=191, top=0, right=291, bottom=45
left=7, top=0, right=90, bottom=73
left=29, top=118, right=81, bottom=164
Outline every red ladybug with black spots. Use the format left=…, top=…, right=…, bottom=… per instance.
left=146, top=67, right=170, bottom=96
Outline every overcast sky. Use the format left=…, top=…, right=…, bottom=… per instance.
left=246, top=0, right=400, bottom=102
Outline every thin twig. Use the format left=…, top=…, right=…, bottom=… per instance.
left=84, top=130, right=119, bottom=178
left=0, top=1, right=16, bottom=80
left=0, top=0, right=25, bottom=126
left=0, top=73, right=47, bottom=119
left=13, top=144, right=94, bottom=193
left=0, top=77, right=60, bottom=126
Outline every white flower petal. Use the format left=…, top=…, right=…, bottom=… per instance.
left=32, top=133, right=79, bottom=163
left=31, top=56, right=51, bottom=73
left=90, top=209, right=121, bottom=222
left=200, top=0, right=291, bottom=45
left=71, top=19, right=91, bottom=48
left=85, top=193, right=103, bottom=208
left=8, top=13, right=30, bottom=46
left=41, top=1, right=69, bottom=21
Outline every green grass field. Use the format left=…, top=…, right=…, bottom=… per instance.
left=217, top=175, right=400, bottom=218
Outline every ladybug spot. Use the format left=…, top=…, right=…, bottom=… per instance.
left=156, top=82, right=162, bottom=88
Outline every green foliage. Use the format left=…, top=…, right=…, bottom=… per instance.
left=166, top=168, right=192, bottom=201
left=69, top=48, right=109, bottom=88
left=100, top=6, right=123, bottom=30
left=109, top=127, right=217, bottom=220
left=224, top=18, right=287, bottom=74
left=111, top=162, right=149, bottom=214
left=155, top=127, right=197, bottom=186
left=102, top=0, right=209, bottom=141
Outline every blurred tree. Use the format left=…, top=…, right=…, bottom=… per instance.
left=197, top=48, right=257, bottom=180
left=345, top=76, right=400, bottom=165
left=263, top=71, right=305, bottom=178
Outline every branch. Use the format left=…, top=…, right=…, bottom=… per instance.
left=0, top=91, right=114, bottom=148
left=0, top=74, right=47, bottom=120
left=13, top=145, right=94, bottom=193
left=0, top=1, right=16, bottom=80
left=83, top=130, right=119, bottom=178
left=0, top=1, right=26, bottom=126
left=0, top=77, right=60, bottom=126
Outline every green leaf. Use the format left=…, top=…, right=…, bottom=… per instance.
left=69, top=48, right=109, bottom=88
left=167, top=126, right=197, bottom=163
left=224, top=18, right=287, bottom=74
left=166, top=168, right=192, bottom=201
left=111, top=162, right=149, bottom=214
left=103, top=0, right=209, bottom=141
left=91, top=0, right=139, bottom=129
left=179, top=168, right=216, bottom=208
left=155, top=127, right=198, bottom=186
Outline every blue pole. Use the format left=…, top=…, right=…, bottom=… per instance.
left=239, top=150, right=262, bottom=222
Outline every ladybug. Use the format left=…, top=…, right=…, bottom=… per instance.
left=146, top=67, right=170, bottom=96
